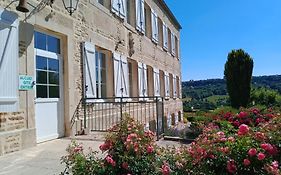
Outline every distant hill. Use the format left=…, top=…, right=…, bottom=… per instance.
left=182, top=75, right=281, bottom=111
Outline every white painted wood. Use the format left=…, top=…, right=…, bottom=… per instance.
left=163, top=22, right=168, bottom=50
left=34, top=34, right=64, bottom=143
left=153, top=68, right=160, bottom=96
left=173, top=74, right=177, bottom=98
left=164, top=72, right=170, bottom=97
left=83, top=42, right=96, bottom=98
left=136, top=0, right=145, bottom=33
left=151, top=9, right=158, bottom=43
left=0, top=9, right=19, bottom=112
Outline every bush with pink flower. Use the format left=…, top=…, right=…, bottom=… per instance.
left=61, top=108, right=281, bottom=175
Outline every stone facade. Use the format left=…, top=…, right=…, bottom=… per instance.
left=0, top=0, right=183, bottom=155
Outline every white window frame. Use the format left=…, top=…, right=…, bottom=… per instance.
left=164, top=71, right=170, bottom=99
left=111, top=0, right=126, bottom=19
left=163, top=22, right=168, bottom=50
left=171, top=33, right=175, bottom=56
left=136, top=0, right=145, bottom=33
left=151, top=9, right=158, bottom=43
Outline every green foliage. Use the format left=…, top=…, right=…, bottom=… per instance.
left=251, top=88, right=281, bottom=107
left=224, top=49, right=254, bottom=108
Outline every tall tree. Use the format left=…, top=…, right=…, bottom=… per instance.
left=224, top=49, right=254, bottom=108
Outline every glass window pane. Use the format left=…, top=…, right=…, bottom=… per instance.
left=96, top=67, right=99, bottom=83
left=36, top=71, right=47, bottom=84
left=49, top=86, right=60, bottom=98
left=101, top=69, right=106, bottom=83
left=36, top=85, right=47, bottom=98
left=100, top=53, right=106, bottom=68
left=35, top=32, right=46, bottom=50
left=101, top=84, right=106, bottom=98
left=49, top=72, right=59, bottom=85
left=47, top=35, right=60, bottom=54
left=48, top=59, right=59, bottom=72
left=95, top=52, right=99, bottom=68
left=36, top=56, right=47, bottom=70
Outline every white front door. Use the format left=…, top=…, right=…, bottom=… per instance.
left=34, top=31, right=64, bottom=143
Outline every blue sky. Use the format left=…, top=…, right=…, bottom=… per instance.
left=165, top=0, right=281, bottom=81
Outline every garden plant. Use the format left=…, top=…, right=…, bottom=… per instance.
left=61, top=108, right=280, bottom=175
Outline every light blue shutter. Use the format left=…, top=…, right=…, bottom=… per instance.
left=121, top=55, right=129, bottom=97
left=114, top=52, right=122, bottom=97
left=111, top=0, right=120, bottom=15
left=164, top=71, right=170, bottom=97
left=151, top=9, right=158, bottom=43
left=136, top=0, right=145, bottom=33
left=153, top=68, right=160, bottom=96
left=83, top=42, right=96, bottom=98
left=171, top=32, right=176, bottom=56
left=119, top=0, right=126, bottom=18
left=0, top=9, right=19, bottom=112
left=138, top=62, right=143, bottom=97
left=163, top=23, right=168, bottom=50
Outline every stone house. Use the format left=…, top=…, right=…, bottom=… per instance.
left=0, top=0, right=182, bottom=155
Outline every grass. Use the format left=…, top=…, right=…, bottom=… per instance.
left=206, top=95, right=228, bottom=103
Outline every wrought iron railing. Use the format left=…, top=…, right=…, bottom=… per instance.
left=80, top=96, right=165, bottom=139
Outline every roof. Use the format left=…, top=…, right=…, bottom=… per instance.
left=158, top=0, right=182, bottom=30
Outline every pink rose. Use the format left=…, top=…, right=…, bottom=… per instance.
left=238, top=111, right=248, bottom=118
left=238, top=124, right=249, bottom=135
left=227, top=137, right=235, bottom=142
left=122, top=162, right=129, bottom=169
left=105, top=155, right=116, bottom=166
left=227, top=159, right=237, bottom=174
left=272, top=161, right=279, bottom=169
left=252, top=108, right=259, bottom=114
left=243, top=159, right=251, bottom=166
left=146, top=145, right=154, bottom=154
left=248, top=148, right=257, bottom=157
left=257, top=152, right=266, bottom=160
left=161, top=162, right=170, bottom=175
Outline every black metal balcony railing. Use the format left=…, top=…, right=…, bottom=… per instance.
left=76, top=96, right=164, bottom=139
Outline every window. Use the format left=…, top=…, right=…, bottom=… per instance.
left=158, top=18, right=163, bottom=47
left=147, top=66, right=154, bottom=97
left=126, top=0, right=135, bottom=26
left=153, top=68, right=160, bottom=96
left=0, top=10, right=19, bottom=112
left=164, top=72, right=170, bottom=98
left=111, top=0, right=126, bottom=19
left=175, top=36, right=179, bottom=59
left=162, top=22, right=168, bottom=50
left=96, top=52, right=107, bottom=98
left=98, top=0, right=104, bottom=5
left=151, top=9, right=158, bottom=43
left=113, top=52, right=129, bottom=97
left=173, top=74, right=177, bottom=98
left=176, top=76, right=180, bottom=98
left=35, top=31, right=61, bottom=99
left=171, top=32, right=176, bottom=56
left=138, top=62, right=147, bottom=97
left=128, top=62, right=133, bottom=96
left=136, top=0, right=145, bottom=33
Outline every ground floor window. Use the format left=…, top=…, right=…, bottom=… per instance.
left=35, top=31, right=61, bottom=99
left=95, top=52, right=107, bottom=98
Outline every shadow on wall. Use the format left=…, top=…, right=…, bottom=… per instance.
left=19, top=21, right=34, bottom=57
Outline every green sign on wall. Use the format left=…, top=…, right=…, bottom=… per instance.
left=19, top=75, right=34, bottom=90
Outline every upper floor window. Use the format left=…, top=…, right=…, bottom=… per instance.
left=136, top=0, right=145, bottom=33
left=171, top=32, right=176, bottom=56
left=163, top=22, right=168, bottom=51
left=111, top=0, right=126, bottom=19
left=151, top=9, right=158, bottom=43
left=98, top=0, right=104, bottom=5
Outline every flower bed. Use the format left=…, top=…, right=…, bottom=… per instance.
left=61, top=108, right=280, bottom=175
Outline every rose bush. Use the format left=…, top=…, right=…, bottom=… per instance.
left=61, top=108, right=281, bottom=175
